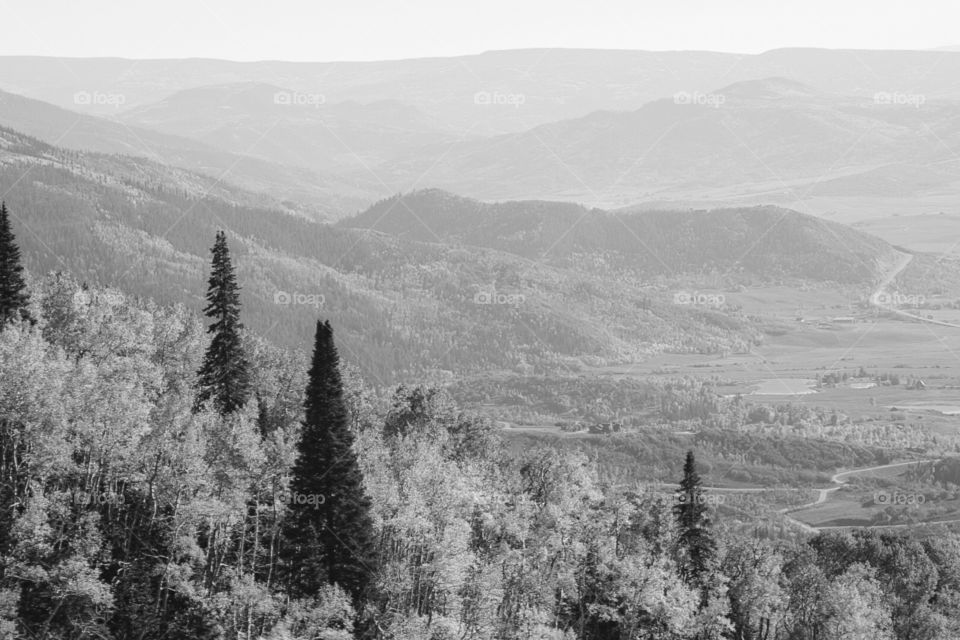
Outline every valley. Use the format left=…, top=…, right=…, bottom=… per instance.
left=3, top=40, right=960, bottom=638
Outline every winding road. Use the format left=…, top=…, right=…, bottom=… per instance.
left=756, top=252, right=960, bottom=531
left=778, top=460, right=938, bottom=532
left=658, top=459, right=960, bottom=532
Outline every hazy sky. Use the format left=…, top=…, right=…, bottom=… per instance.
left=1, top=0, right=958, bottom=60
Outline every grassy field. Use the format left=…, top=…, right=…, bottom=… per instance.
left=483, top=282, right=960, bottom=529
left=585, top=284, right=960, bottom=431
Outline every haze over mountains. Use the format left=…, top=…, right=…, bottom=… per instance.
left=2, top=49, right=960, bottom=230
left=1, top=47, right=958, bottom=379
left=5, top=48, right=960, bottom=130
left=368, top=77, right=960, bottom=207
left=117, top=82, right=462, bottom=172
left=0, top=87, right=381, bottom=219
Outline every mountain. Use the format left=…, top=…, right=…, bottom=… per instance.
left=0, top=126, right=768, bottom=382
left=367, top=78, right=960, bottom=208
left=340, top=189, right=900, bottom=285
left=0, top=88, right=380, bottom=219
left=4, top=49, right=960, bottom=134
left=116, top=82, right=463, bottom=173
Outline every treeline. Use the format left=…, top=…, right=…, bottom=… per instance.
left=453, top=375, right=943, bottom=455
left=3, top=207, right=960, bottom=638
left=503, top=428, right=892, bottom=489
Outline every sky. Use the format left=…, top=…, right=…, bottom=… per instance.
left=0, top=0, right=958, bottom=61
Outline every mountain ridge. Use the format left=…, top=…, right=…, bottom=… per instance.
left=0, top=124, right=771, bottom=381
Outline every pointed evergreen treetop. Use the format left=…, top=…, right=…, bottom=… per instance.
left=203, top=231, right=242, bottom=331
left=194, top=230, right=251, bottom=415
left=284, top=319, right=376, bottom=602
left=0, top=202, right=31, bottom=326
left=303, top=319, right=348, bottom=428
left=673, top=450, right=717, bottom=589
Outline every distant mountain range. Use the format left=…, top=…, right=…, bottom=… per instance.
left=1, top=49, right=958, bottom=371
left=365, top=77, right=960, bottom=206
left=4, top=48, right=960, bottom=134
left=2, top=50, right=960, bottom=220
left=3, top=54, right=958, bottom=221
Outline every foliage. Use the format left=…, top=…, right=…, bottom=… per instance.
left=2, top=267, right=960, bottom=639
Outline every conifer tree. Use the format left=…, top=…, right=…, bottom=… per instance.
left=194, top=230, right=251, bottom=415
left=283, top=320, right=376, bottom=602
left=0, top=202, right=31, bottom=325
left=673, top=450, right=716, bottom=589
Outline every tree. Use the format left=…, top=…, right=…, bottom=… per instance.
left=723, top=538, right=785, bottom=640
left=822, top=564, right=894, bottom=640
left=673, top=451, right=716, bottom=591
left=0, top=202, right=31, bottom=326
left=283, top=320, right=376, bottom=602
left=194, top=231, right=251, bottom=415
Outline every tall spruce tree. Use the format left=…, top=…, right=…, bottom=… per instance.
left=0, top=202, right=31, bottom=325
left=283, top=320, right=376, bottom=602
left=672, top=450, right=716, bottom=589
left=194, top=230, right=251, bottom=415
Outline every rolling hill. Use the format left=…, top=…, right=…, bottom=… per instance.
left=0, top=125, right=769, bottom=382
left=116, top=82, right=463, bottom=173
left=341, top=188, right=901, bottom=285
left=367, top=78, right=960, bottom=207
left=0, top=88, right=380, bottom=219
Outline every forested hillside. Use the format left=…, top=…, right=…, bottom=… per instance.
left=343, top=190, right=898, bottom=285
left=2, top=215, right=960, bottom=640
left=0, top=128, right=765, bottom=382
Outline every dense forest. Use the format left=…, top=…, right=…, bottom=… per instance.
left=4, top=203, right=960, bottom=640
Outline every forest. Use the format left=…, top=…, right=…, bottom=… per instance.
left=3, top=203, right=960, bottom=640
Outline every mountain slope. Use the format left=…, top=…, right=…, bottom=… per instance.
left=0, top=88, right=379, bottom=218
left=0, top=126, right=764, bottom=382
left=117, top=82, right=462, bottom=173
left=368, top=78, right=960, bottom=205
